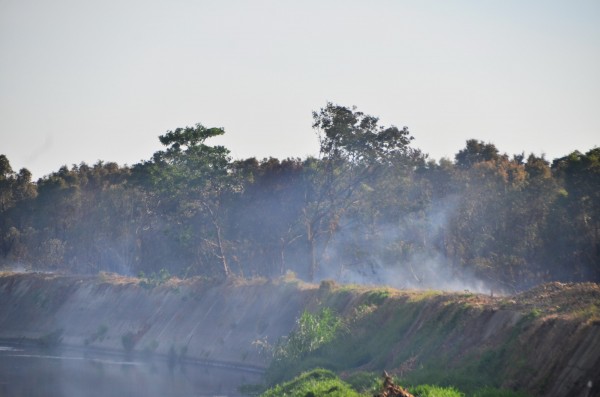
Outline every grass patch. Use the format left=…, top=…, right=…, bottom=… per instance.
left=471, top=387, right=530, bottom=397
left=408, top=290, right=443, bottom=302
left=257, top=369, right=528, bottom=397
left=410, top=384, right=464, bottom=397
left=527, top=308, right=542, bottom=319
left=363, top=289, right=391, bottom=306
left=260, top=369, right=363, bottom=397
left=343, top=371, right=381, bottom=394
left=573, top=303, right=600, bottom=323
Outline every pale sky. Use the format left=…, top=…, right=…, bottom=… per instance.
left=1, top=0, right=598, bottom=179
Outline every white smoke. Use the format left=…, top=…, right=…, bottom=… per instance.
left=315, top=194, right=500, bottom=294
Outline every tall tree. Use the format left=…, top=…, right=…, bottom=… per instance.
left=305, top=103, right=416, bottom=280
left=550, top=149, right=600, bottom=281
left=134, top=124, right=239, bottom=277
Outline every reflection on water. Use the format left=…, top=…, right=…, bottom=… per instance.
left=0, top=344, right=262, bottom=397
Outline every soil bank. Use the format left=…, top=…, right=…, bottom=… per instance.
left=0, top=272, right=598, bottom=396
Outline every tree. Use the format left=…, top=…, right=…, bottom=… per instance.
left=314, top=104, right=413, bottom=165
left=134, top=124, right=239, bottom=277
left=0, top=155, right=36, bottom=212
left=303, top=103, right=416, bottom=280
left=0, top=155, right=16, bottom=213
left=455, top=139, right=499, bottom=169
left=445, top=142, right=536, bottom=290
left=549, top=148, right=600, bottom=281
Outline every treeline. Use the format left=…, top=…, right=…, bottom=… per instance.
left=1, top=104, right=598, bottom=292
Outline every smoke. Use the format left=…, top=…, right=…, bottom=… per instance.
left=330, top=252, right=492, bottom=294
left=315, top=194, right=499, bottom=294
left=0, top=263, right=34, bottom=274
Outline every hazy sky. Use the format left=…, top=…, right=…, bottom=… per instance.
left=1, top=0, right=599, bottom=179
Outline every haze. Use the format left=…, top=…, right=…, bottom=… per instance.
left=1, top=0, right=599, bottom=179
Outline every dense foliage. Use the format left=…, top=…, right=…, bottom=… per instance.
left=1, top=104, right=598, bottom=292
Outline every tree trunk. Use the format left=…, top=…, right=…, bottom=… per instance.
left=213, top=219, right=231, bottom=277
left=307, top=223, right=316, bottom=282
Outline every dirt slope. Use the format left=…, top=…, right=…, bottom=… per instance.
left=309, top=282, right=600, bottom=396
left=0, top=272, right=312, bottom=368
left=0, top=273, right=598, bottom=396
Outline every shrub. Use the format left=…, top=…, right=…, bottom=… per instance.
left=273, top=308, right=343, bottom=363
left=266, top=307, right=344, bottom=384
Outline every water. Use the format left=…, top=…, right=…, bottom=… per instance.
left=0, top=344, right=263, bottom=397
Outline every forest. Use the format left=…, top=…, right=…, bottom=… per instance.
left=1, top=103, right=598, bottom=293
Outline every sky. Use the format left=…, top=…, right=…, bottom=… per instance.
left=1, top=0, right=599, bottom=179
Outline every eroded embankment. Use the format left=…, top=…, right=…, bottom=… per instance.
left=307, top=282, right=600, bottom=396
left=0, top=273, right=598, bottom=396
left=0, top=273, right=312, bottom=370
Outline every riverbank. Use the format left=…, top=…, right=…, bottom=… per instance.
left=0, top=272, right=309, bottom=369
left=0, top=272, right=598, bottom=396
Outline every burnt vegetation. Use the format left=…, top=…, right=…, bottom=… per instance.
left=1, top=103, right=599, bottom=292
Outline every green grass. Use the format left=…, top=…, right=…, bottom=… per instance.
left=410, top=384, right=464, bottom=397
left=256, top=369, right=527, bottom=397
left=573, top=303, right=600, bottom=322
left=470, top=387, right=530, bottom=397
left=260, top=369, right=363, bottom=397
left=343, top=371, right=381, bottom=394
left=409, top=384, right=528, bottom=397
left=363, top=289, right=391, bottom=306
left=408, top=289, right=443, bottom=302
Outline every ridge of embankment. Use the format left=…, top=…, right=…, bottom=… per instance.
left=0, top=272, right=598, bottom=396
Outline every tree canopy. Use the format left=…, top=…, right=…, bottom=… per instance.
left=0, top=105, right=598, bottom=292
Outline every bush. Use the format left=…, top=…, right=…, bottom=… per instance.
left=266, top=307, right=344, bottom=384
left=273, top=307, right=343, bottom=362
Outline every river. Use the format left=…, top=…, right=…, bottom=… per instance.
left=0, top=343, right=263, bottom=397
